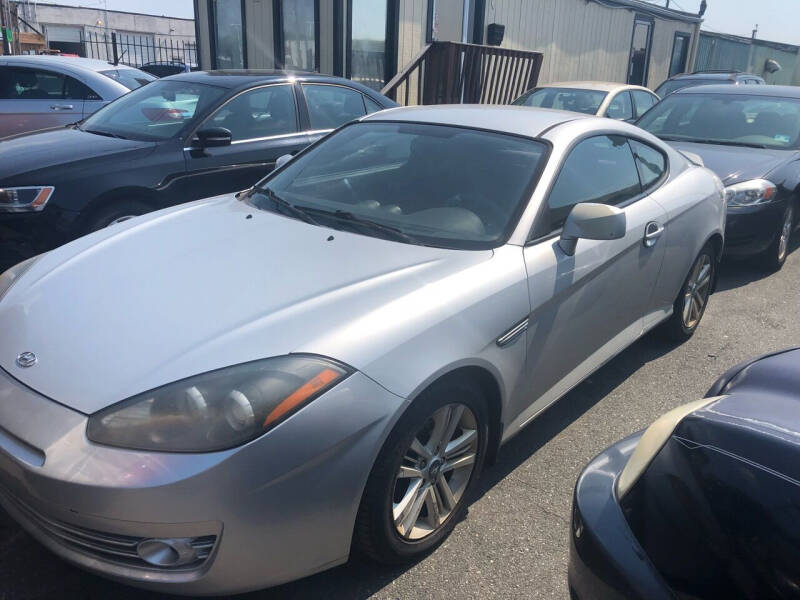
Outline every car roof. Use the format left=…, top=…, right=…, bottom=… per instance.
left=675, top=84, right=800, bottom=98
left=363, top=104, right=591, bottom=137
left=670, top=71, right=759, bottom=81
left=538, top=81, right=652, bottom=93
left=0, top=55, right=139, bottom=72
left=169, top=70, right=365, bottom=88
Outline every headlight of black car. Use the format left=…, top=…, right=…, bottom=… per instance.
left=0, top=186, right=55, bottom=212
left=724, top=179, right=777, bottom=207
left=87, top=356, right=351, bottom=452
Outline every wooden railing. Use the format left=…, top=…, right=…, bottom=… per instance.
left=382, top=41, right=544, bottom=106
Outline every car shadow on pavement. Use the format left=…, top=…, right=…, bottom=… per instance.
left=715, top=237, right=799, bottom=292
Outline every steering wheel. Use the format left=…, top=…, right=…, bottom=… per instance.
left=446, top=192, right=506, bottom=233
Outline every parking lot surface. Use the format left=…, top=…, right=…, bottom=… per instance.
left=1, top=244, right=798, bottom=600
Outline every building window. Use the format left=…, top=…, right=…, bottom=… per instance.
left=669, top=32, right=691, bottom=78
left=348, top=0, right=394, bottom=92
left=212, top=0, right=245, bottom=69
left=280, top=0, right=318, bottom=71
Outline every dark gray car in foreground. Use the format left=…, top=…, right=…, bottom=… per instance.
left=570, top=346, right=800, bottom=599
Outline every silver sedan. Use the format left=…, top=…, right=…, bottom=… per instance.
left=0, top=105, right=725, bottom=594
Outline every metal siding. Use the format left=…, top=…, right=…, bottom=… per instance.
left=695, top=33, right=750, bottom=72
left=648, top=18, right=697, bottom=88
left=245, top=0, right=275, bottom=69
left=395, top=0, right=429, bottom=105
left=197, top=0, right=213, bottom=69
left=749, top=44, right=800, bottom=85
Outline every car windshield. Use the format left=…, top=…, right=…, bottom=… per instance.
left=513, top=87, right=607, bottom=115
left=80, top=80, right=226, bottom=141
left=249, top=122, right=548, bottom=249
left=638, top=93, right=800, bottom=150
left=654, top=78, right=730, bottom=97
left=101, top=68, right=157, bottom=90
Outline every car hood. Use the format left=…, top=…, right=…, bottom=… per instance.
left=0, top=196, right=492, bottom=413
left=0, top=127, right=153, bottom=183
left=665, top=141, right=795, bottom=185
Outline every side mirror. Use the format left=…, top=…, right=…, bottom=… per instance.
left=275, top=153, right=293, bottom=170
left=195, top=127, right=232, bottom=148
left=559, top=203, right=627, bottom=256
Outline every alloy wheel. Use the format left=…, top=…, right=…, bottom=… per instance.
left=682, top=253, right=712, bottom=329
left=778, top=205, right=794, bottom=263
left=392, top=403, right=478, bottom=540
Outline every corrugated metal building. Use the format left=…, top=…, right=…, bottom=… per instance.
left=193, top=0, right=702, bottom=97
left=695, top=31, right=800, bottom=86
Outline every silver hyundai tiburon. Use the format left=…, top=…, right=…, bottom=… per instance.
left=0, top=105, right=725, bottom=594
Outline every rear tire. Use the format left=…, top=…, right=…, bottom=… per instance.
left=758, top=202, right=794, bottom=272
left=84, top=199, right=152, bottom=233
left=354, top=380, right=488, bottom=564
left=659, top=242, right=715, bottom=342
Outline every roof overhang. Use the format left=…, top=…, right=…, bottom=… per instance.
left=589, top=0, right=702, bottom=24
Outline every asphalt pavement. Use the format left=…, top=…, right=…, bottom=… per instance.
left=1, top=243, right=799, bottom=600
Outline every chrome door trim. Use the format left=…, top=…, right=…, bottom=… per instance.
left=496, top=318, right=529, bottom=347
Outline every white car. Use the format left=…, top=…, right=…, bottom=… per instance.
left=514, top=81, right=660, bottom=121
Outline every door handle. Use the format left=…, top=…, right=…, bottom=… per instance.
left=644, top=222, right=665, bottom=247
left=50, top=104, right=74, bottom=111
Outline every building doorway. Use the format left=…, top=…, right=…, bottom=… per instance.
left=628, top=15, right=653, bottom=86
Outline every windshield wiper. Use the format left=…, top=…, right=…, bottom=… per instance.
left=302, top=207, right=420, bottom=244
left=83, top=128, right=130, bottom=140
left=252, top=188, right=321, bottom=226
left=658, top=135, right=767, bottom=149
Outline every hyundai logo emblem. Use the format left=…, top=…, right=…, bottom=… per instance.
left=16, top=352, right=37, bottom=368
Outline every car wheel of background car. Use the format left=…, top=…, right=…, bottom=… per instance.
left=355, top=379, right=488, bottom=564
left=760, top=203, right=794, bottom=272
left=659, top=242, right=716, bottom=342
left=84, top=199, right=152, bottom=233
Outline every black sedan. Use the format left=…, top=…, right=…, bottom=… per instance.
left=637, top=84, right=800, bottom=271
left=0, top=71, right=396, bottom=269
left=569, top=347, right=800, bottom=600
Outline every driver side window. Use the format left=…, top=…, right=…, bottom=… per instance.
left=208, top=84, right=298, bottom=142
left=542, top=135, right=641, bottom=234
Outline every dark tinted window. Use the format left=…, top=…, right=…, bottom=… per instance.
left=606, top=91, right=634, bottom=120
left=632, top=90, right=657, bottom=118
left=364, top=96, right=383, bottom=114
left=0, top=67, right=95, bottom=100
left=214, top=0, right=245, bottom=69
left=282, top=0, right=315, bottom=70
left=209, top=84, right=298, bottom=141
left=546, top=135, right=641, bottom=232
left=514, top=87, right=607, bottom=115
left=303, top=84, right=367, bottom=130
left=256, top=122, right=547, bottom=249
left=629, top=139, right=666, bottom=190
left=638, top=93, right=800, bottom=149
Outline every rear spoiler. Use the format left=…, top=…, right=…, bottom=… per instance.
left=678, top=149, right=704, bottom=167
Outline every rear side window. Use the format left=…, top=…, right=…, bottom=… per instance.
left=545, top=135, right=641, bottom=232
left=364, top=95, right=383, bottom=114
left=629, top=139, right=666, bottom=190
left=0, top=67, right=97, bottom=100
left=632, top=90, right=657, bottom=118
left=303, top=84, right=368, bottom=130
left=606, top=91, right=634, bottom=120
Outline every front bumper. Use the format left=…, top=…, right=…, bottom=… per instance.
left=723, top=201, right=785, bottom=257
left=0, top=366, right=405, bottom=595
left=568, top=433, right=672, bottom=600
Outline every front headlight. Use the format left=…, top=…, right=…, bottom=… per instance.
left=724, top=179, right=777, bottom=207
left=616, top=396, right=723, bottom=499
left=0, top=186, right=55, bottom=212
left=0, top=255, right=41, bottom=301
left=87, top=355, right=351, bottom=452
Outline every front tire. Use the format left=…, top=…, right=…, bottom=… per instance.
left=659, top=242, right=715, bottom=342
left=355, top=380, right=489, bottom=564
left=759, top=202, right=794, bottom=272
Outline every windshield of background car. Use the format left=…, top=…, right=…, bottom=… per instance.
left=101, top=68, right=157, bottom=90
left=654, top=78, right=729, bottom=97
left=638, top=93, right=800, bottom=150
left=80, top=80, right=226, bottom=141
left=252, top=122, right=548, bottom=249
left=513, top=87, right=607, bottom=115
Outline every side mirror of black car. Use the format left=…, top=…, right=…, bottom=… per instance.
left=195, top=127, right=232, bottom=148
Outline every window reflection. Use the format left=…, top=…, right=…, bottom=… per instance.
left=350, top=0, right=386, bottom=91
left=214, top=0, right=244, bottom=69
left=283, top=0, right=316, bottom=70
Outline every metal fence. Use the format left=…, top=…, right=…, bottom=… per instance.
left=82, top=30, right=197, bottom=68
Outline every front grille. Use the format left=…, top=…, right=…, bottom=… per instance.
left=1, top=486, right=215, bottom=571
